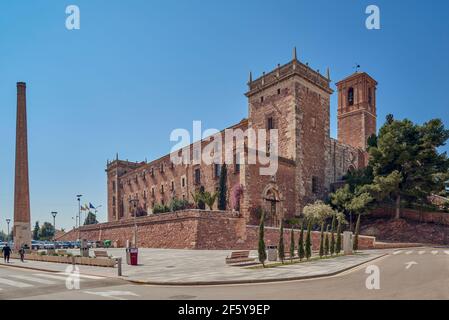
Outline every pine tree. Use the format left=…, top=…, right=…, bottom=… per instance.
left=278, top=220, right=285, bottom=263
left=336, top=220, right=342, bottom=255
left=305, top=220, right=312, bottom=260
left=289, top=227, right=295, bottom=262
left=330, top=215, right=336, bottom=256
left=325, top=225, right=330, bottom=256
left=353, top=214, right=361, bottom=252
left=258, top=211, right=267, bottom=267
left=319, top=223, right=324, bottom=258
left=298, top=222, right=305, bottom=261
left=218, top=164, right=228, bottom=210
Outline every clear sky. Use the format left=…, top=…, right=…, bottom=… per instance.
left=0, top=0, right=448, bottom=232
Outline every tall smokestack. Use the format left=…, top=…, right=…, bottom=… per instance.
left=13, top=82, right=31, bottom=250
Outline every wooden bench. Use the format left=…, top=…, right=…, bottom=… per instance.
left=94, top=250, right=109, bottom=259
left=225, top=251, right=256, bottom=264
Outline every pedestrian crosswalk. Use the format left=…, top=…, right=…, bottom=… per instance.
left=392, top=250, right=449, bottom=256
left=0, top=272, right=106, bottom=290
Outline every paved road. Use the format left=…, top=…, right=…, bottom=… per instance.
left=1, top=247, right=449, bottom=300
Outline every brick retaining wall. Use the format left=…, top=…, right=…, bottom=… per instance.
left=373, top=207, right=449, bottom=226
left=57, top=210, right=376, bottom=250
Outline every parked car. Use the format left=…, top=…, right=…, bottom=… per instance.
left=43, top=242, right=55, bottom=249
left=31, top=240, right=44, bottom=250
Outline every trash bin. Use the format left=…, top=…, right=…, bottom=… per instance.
left=127, top=248, right=138, bottom=266
left=267, top=245, right=278, bottom=262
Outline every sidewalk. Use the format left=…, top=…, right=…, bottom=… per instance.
left=0, top=248, right=388, bottom=285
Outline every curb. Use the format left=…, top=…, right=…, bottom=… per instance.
left=126, top=254, right=388, bottom=286
left=0, top=260, right=118, bottom=280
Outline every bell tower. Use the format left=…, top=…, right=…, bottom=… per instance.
left=336, top=72, right=377, bottom=150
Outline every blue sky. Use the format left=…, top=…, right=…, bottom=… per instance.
left=0, top=0, right=448, bottom=232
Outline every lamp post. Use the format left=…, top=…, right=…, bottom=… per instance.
left=76, top=195, right=82, bottom=242
left=6, top=219, right=11, bottom=244
left=51, top=211, right=58, bottom=241
left=129, top=198, right=139, bottom=247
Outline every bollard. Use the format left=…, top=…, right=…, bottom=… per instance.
left=117, top=257, right=122, bottom=276
left=343, top=231, right=354, bottom=255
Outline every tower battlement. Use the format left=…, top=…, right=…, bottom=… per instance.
left=246, top=50, right=333, bottom=97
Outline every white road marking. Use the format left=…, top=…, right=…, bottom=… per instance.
left=57, top=273, right=104, bottom=280
left=83, top=290, right=138, bottom=300
left=405, top=251, right=413, bottom=255
left=418, top=251, right=426, bottom=255
left=0, top=277, right=34, bottom=288
left=431, top=251, right=438, bottom=255
left=393, top=251, right=402, bottom=255
left=10, top=275, right=56, bottom=285
left=445, top=251, right=449, bottom=255
left=33, top=274, right=78, bottom=281
left=405, top=261, right=418, bottom=270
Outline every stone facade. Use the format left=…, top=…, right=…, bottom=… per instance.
left=103, top=52, right=378, bottom=236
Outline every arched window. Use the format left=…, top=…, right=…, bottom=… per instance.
left=348, top=87, right=354, bottom=106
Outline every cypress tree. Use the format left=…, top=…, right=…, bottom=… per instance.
left=330, top=215, right=336, bottom=256
left=319, top=223, right=324, bottom=258
left=218, top=164, right=228, bottom=210
left=33, top=221, right=40, bottom=241
left=278, top=220, right=285, bottom=263
left=289, top=227, right=295, bottom=262
left=336, top=220, right=342, bottom=255
left=298, top=222, right=305, bottom=261
left=305, top=220, right=312, bottom=260
left=258, top=211, right=267, bottom=267
left=353, top=214, right=361, bottom=252
left=325, top=225, right=330, bottom=256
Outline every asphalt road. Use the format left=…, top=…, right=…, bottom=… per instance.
left=1, top=247, right=449, bottom=300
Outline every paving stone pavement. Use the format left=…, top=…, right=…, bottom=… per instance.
left=0, top=248, right=391, bottom=284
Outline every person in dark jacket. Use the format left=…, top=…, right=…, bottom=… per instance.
left=18, top=247, right=25, bottom=262
left=2, top=244, right=12, bottom=263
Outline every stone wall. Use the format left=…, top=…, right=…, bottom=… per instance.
left=372, top=207, right=449, bottom=226
left=57, top=210, right=376, bottom=250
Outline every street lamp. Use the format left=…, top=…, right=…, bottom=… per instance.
left=51, top=211, right=58, bottom=241
left=76, top=195, right=82, bottom=242
left=6, top=219, right=11, bottom=244
left=129, top=198, right=139, bottom=247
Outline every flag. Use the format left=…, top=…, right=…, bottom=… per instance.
left=89, top=203, right=95, bottom=209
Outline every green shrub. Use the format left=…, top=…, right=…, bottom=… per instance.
left=169, top=198, right=192, bottom=212
left=336, top=220, right=342, bottom=254
left=298, top=222, right=305, bottom=261
left=258, top=211, right=267, bottom=267
left=319, top=223, right=324, bottom=258
left=305, top=220, right=312, bottom=260
left=153, top=203, right=170, bottom=214
left=278, top=221, right=285, bottom=263
left=353, top=214, right=361, bottom=252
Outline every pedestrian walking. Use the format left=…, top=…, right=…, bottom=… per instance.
left=2, top=243, right=11, bottom=263
left=19, top=247, right=25, bottom=262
